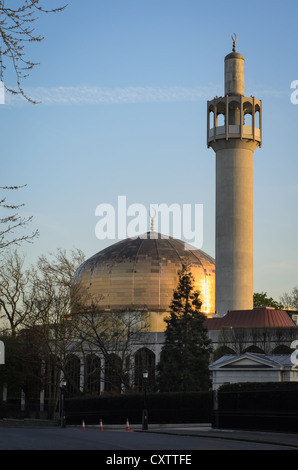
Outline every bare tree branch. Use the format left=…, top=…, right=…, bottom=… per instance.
left=0, top=250, right=35, bottom=335
left=0, top=1, right=67, bottom=104
left=0, top=185, right=38, bottom=251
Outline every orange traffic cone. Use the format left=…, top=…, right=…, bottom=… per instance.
left=82, top=419, right=86, bottom=430
left=126, top=418, right=130, bottom=431
left=99, top=419, right=104, bottom=431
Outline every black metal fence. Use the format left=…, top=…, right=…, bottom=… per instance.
left=64, top=391, right=213, bottom=425
left=213, top=383, right=298, bottom=433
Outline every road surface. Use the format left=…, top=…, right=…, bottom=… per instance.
left=0, top=426, right=295, bottom=451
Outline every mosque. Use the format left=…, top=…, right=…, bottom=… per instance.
left=70, top=37, right=298, bottom=395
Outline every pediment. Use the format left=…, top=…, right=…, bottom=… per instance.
left=221, top=357, right=272, bottom=369
left=210, top=353, right=295, bottom=371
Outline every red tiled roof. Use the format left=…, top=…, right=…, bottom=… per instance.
left=205, top=308, right=296, bottom=330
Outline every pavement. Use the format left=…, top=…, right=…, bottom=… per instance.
left=1, top=419, right=298, bottom=448
left=140, top=423, right=298, bottom=449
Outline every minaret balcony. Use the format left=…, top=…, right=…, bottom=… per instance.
left=207, top=94, right=262, bottom=148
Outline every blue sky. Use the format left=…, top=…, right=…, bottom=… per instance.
left=2, top=0, right=298, bottom=301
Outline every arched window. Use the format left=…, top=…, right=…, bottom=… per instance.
left=85, top=354, right=101, bottom=395
left=244, top=113, right=252, bottom=126
left=209, top=109, right=214, bottom=130
left=65, top=354, right=80, bottom=396
left=228, top=100, right=241, bottom=125
left=255, top=104, right=261, bottom=129
left=271, top=345, right=292, bottom=354
left=243, top=101, right=253, bottom=126
left=44, top=354, right=59, bottom=400
left=104, top=354, right=122, bottom=393
left=134, top=347, right=155, bottom=392
left=243, top=345, right=265, bottom=354
left=213, top=345, right=235, bottom=361
left=217, top=112, right=225, bottom=127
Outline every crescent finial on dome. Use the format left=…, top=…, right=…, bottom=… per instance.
left=149, top=207, right=157, bottom=232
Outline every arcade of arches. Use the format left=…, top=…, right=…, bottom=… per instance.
left=62, top=342, right=294, bottom=396
left=62, top=347, right=156, bottom=396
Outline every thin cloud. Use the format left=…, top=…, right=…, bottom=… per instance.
left=4, top=84, right=288, bottom=106
left=5, top=85, right=217, bottom=106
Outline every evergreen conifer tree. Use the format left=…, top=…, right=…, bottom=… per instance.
left=157, top=262, right=213, bottom=392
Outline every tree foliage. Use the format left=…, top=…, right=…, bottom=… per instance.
left=253, top=291, right=284, bottom=310
left=157, top=263, right=213, bottom=392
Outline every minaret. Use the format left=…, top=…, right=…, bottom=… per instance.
left=207, top=35, right=262, bottom=316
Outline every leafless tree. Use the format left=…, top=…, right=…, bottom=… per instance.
left=37, top=247, right=85, bottom=290
left=71, top=290, right=151, bottom=393
left=16, top=248, right=84, bottom=417
left=0, top=250, right=36, bottom=335
left=217, top=326, right=298, bottom=356
left=0, top=185, right=38, bottom=253
left=0, top=0, right=66, bottom=104
left=280, top=287, right=298, bottom=311
left=0, top=247, right=84, bottom=416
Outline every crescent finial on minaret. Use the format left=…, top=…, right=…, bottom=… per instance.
left=232, top=33, right=237, bottom=52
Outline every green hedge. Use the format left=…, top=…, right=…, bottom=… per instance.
left=64, top=391, right=213, bottom=425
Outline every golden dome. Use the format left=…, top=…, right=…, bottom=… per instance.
left=73, top=232, right=215, bottom=331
